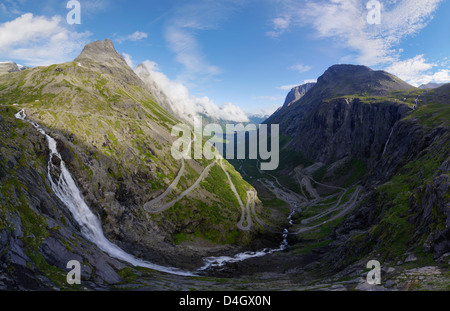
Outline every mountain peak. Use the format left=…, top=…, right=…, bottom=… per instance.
left=315, top=64, right=413, bottom=97
left=75, top=39, right=127, bottom=67
left=265, top=64, right=415, bottom=126
left=326, top=64, right=372, bottom=72
left=0, top=62, right=20, bottom=75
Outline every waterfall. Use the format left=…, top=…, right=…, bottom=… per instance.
left=381, top=125, right=395, bottom=158
left=15, top=110, right=194, bottom=277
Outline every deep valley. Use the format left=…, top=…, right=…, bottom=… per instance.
left=0, top=40, right=449, bottom=291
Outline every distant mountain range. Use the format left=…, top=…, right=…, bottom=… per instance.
left=0, top=62, right=29, bottom=75
left=246, top=113, right=271, bottom=124
left=419, top=82, right=446, bottom=89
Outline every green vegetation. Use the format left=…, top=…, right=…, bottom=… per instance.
left=312, top=165, right=328, bottom=182
left=350, top=132, right=448, bottom=262
left=405, top=102, right=450, bottom=127
left=292, top=239, right=333, bottom=255
left=162, top=196, right=244, bottom=245
left=153, top=160, right=253, bottom=245
left=1, top=56, right=257, bottom=287
left=328, top=88, right=423, bottom=108
left=323, top=158, right=366, bottom=187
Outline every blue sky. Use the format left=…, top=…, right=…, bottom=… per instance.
left=1, top=0, right=449, bottom=118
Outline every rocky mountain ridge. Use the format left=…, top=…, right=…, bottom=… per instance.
left=0, top=62, right=20, bottom=76
left=283, top=82, right=316, bottom=109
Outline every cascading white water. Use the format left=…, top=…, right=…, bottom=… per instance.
left=381, top=125, right=395, bottom=158
left=199, top=207, right=294, bottom=271
left=15, top=110, right=194, bottom=277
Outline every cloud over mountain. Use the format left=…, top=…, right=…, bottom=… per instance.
left=135, top=60, right=249, bottom=123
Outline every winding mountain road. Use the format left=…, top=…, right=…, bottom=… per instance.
left=242, top=158, right=364, bottom=236
left=143, top=137, right=259, bottom=231
left=144, top=133, right=193, bottom=212
left=292, top=186, right=362, bottom=234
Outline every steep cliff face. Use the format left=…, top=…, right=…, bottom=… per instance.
left=267, top=64, right=414, bottom=135
left=282, top=83, right=316, bottom=109
left=264, top=65, right=449, bottom=269
left=329, top=119, right=449, bottom=268
left=333, top=85, right=450, bottom=264
left=287, top=97, right=411, bottom=166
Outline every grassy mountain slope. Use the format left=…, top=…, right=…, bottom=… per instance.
left=0, top=40, right=266, bottom=270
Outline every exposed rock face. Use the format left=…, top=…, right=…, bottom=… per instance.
left=287, top=97, right=411, bottom=166
left=264, top=64, right=449, bottom=271
left=267, top=64, right=414, bottom=132
left=268, top=64, right=415, bottom=167
left=283, top=83, right=316, bottom=109
left=75, top=39, right=127, bottom=68
left=0, top=62, right=19, bottom=75
left=327, top=116, right=449, bottom=267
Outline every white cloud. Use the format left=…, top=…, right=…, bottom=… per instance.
left=386, top=55, right=434, bottom=79
left=135, top=60, right=249, bottom=123
left=122, top=52, right=134, bottom=69
left=128, top=31, right=148, bottom=41
left=253, top=95, right=285, bottom=101
left=386, top=55, right=450, bottom=86
left=303, top=79, right=317, bottom=84
left=277, top=79, right=316, bottom=91
left=266, top=15, right=291, bottom=37
left=0, top=13, right=91, bottom=66
left=163, top=0, right=243, bottom=82
left=268, top=0, right=444, bottom=66
left=165, top=26, right=221, bottom=77
left=289, top=63, right=312, bottom=73
left=116, top=31, right=148, bottom=44
left=277, top=85, right=299, bottom=91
